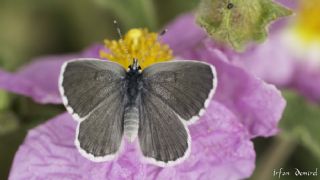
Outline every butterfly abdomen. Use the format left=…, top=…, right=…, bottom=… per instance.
left=124, top=106, right=139, bottom=142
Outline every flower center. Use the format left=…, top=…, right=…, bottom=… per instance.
left=282, top=0, right=320, bottom=62
left=100, top=28, right=173, bottom=69
left=292, top=0, right=320, bottom=43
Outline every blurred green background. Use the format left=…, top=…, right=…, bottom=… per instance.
left=0, top=0, right=320, bottom=180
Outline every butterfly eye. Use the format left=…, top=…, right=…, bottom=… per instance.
left=227, top=2, right=234, bottom=9
left=128, top=65, right=132, bottom=69
left=138, top=66, right=142, bottom=70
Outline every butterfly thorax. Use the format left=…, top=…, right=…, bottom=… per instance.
left=126, top=60, right=142, bottom=102
left=123, top=60, right=142, bottom=142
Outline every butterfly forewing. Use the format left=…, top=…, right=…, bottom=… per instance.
left=59, top=59, right=127, bottom=160
left=142, top=60, right=216, bottom=123
left=60, top=59, right=126, bottom=119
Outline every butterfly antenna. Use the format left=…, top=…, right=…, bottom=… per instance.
left=159, top=29, right=168, bottom=36
left=114, top=20, right=123, bottom=39
left=113, top=20, right=131, bottom=64
left=141, top=29, right=168, bottom=64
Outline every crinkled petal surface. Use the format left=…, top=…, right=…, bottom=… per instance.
left=164, top=15, right=286, bottom=138
left=0, top=45, right=101, bottom=104
left=209, top=49, right=286, bottom=138
left=172, top=42, right=285, bottom=138
left=10, top=101, right=255, bottom=180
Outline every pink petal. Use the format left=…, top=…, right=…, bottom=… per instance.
left=10, top=101, right=255, bottom=179
left=0, top=45, right=101, bottom=104
left=178, top=43, right=286, bottom=138
left=0, top=54, right=75, bottom=104
left=290, top=62, right=320, bottom=102
left=232, top=33, right=295, bottom=87
left=162, top=13, right=206, bottom=56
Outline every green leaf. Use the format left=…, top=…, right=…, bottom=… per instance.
left=196, top=0, right=292, bottom=51
left=281, top=91, right=320, bottom=161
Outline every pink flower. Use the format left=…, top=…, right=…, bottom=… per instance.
left=1, top=15, right=286, bottom=180
left=175, top=0, right=320, bottom=102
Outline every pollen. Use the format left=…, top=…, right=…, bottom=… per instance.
left=100, top=28, right=173, bottom=69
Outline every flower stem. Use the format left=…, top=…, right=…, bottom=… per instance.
left=251, top=133, right=298, bottom=180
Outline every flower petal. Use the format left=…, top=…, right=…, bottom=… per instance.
left=162, top=14, right=206, bottom=56
left=232, top=33, right=295, bottom=86
left=178, top=42, right=286, bottom=138
left=276, top=0, right=297, bottom=9
left=290, top=62, right=320, bottom=102
left=10, top=101, right=255, bottom=180
left=0, top=45, right=101, bottom=104
left=0, top=54, right=75, bottom=104
left=164, top=13, right=286, bottom=138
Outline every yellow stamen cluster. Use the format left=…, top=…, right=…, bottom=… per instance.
left=292, top=0, right=320, bottom=44
left=100, top=28, right=173, bottom=69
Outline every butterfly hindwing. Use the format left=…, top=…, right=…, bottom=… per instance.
left=141, top=60, right=217, bottom=123
left=76, top=91, right=126, bottom=161
left=59, top=59, right=127, bottom=160
left=138, top=89, right=189, bottom=166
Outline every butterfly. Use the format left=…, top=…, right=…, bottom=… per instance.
left=59, top=33, right=217, bottom=167
left=59, top=58, right=217, bottom=166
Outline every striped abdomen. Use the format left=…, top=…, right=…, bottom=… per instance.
left=124, top=106, right=139, bottom=142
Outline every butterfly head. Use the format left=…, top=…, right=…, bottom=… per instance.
left=128, top=58, right=141, bottom=73
left=100, top=28, right=173, bottom=70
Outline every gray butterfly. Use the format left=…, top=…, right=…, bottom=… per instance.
left=59, top=58, right=217, bottom=166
